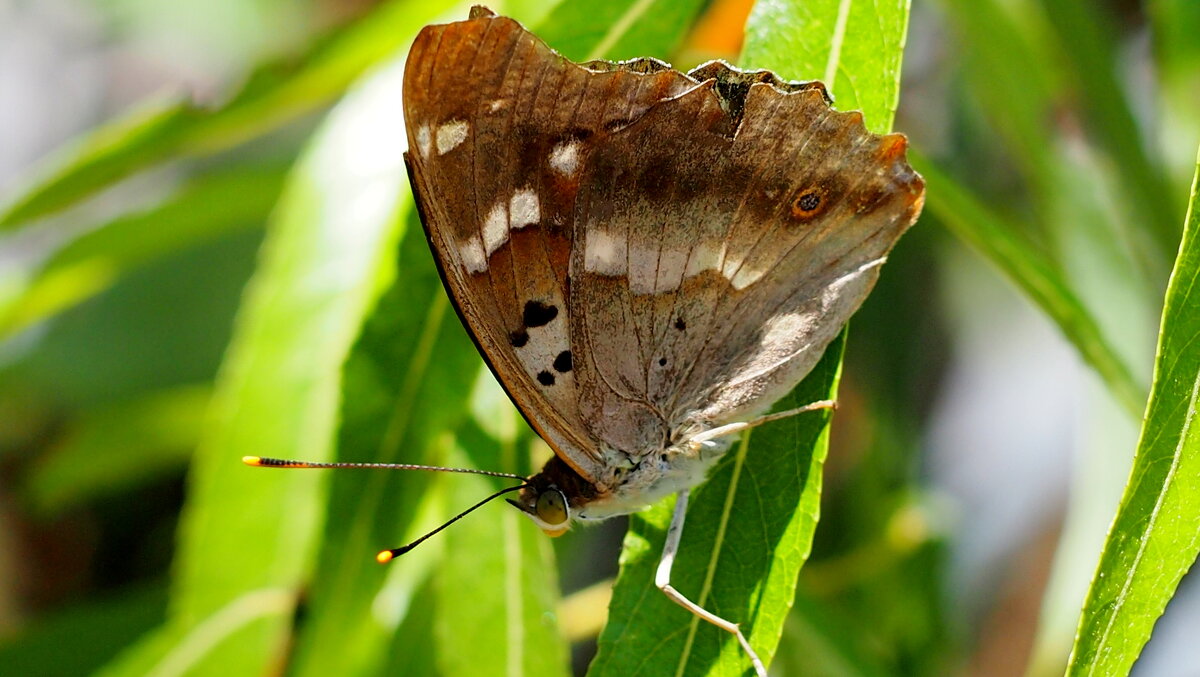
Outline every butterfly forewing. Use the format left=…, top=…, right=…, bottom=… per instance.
left=402, top=9, right=700, bottom=480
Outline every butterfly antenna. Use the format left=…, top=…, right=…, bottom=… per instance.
left=687, top=399, right=837, bottom=447
left=242, top=456, right=526, bottom=481
left=376, top=483, right=529, bottom=562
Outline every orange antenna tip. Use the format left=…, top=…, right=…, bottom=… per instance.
left=243, top=456, right=263, bottom=466
left=376, top=550, right=395, bottom=564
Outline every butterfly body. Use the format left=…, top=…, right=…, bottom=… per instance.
left=514, top=427, right=732, bottom=528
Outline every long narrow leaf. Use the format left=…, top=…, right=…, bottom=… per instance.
left=1065, top=147, right=1200, bottom=674
left=910, top=152, right=1145, bottom=419
left=286, top=231, right=482, bottom=677
left=537, top=0, right=708, bottom=61
left=741, top=0, right=912, bottom=133
left=434, top=387, right=569, bottom=677
left=590, top=334, right=844, bottom=677
left=94, top=53, right=414, bottom=677
left=593, top=4, right=913, bottom=673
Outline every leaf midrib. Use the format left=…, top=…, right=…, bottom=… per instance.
left=585, top=0, right=659, bottom=61
left=823, top=0, right=854, bottom=85
left=673, top=431, right=754, bottom=676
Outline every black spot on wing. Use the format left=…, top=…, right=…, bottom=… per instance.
left=523, top=300, right=558, bottom=328
left=509, top=329, right=529, bottom=348
left=537, top=371, right=556, bottom=386
left=553, top=350, right=573, bottom=373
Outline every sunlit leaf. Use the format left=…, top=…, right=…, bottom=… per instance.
left=434, top=380, right=568, bottom=677
left=742, top=0, right=913, bottom=133
left=537, top=0, right=708, bottom=61
left=286, top=230, right=483, bottom=677
left=1066, top=147, right=1200, bottom=675
left=95, top=51, right=414, bottom=677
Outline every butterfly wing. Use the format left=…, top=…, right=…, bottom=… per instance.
left=568, top=67, right=924, bottom=451
left=402, top=9, right=698, bottom=481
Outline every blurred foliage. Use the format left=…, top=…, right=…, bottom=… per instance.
left=0, top=0, right=1197, bottom=676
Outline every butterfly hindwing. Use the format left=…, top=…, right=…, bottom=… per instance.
left=569, top=68, right=924, bottom=449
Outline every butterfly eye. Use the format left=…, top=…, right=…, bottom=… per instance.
left=535, top=489, right=569, bottom=526
left=791, top=190, right=824, bottom=219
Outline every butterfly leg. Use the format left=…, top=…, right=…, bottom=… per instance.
left=688, top=399, right=837, bottom=449
left=655, top=489, right=767, bottom=677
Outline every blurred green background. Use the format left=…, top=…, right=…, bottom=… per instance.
left=1, top=0, right=1198, bottom=675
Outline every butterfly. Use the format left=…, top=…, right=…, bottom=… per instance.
left=249, top=6, right=924, bottom=675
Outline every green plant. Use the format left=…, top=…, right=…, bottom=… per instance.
left=1, top=1, right=1198, bottom=676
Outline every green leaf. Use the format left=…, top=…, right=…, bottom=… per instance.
left=536, top=0, right=709, bottom=61
left=434, top=381, right=568, bottom=677
left=95, top=53, right=414, bottom=677
left=590, top=334, right=844, bottom=677
left=0, top=0, right=458, bottom=230
left=741, top=0, right=913, bottom=133
left=591, top=1, right=914, bottom=674
left=286, top=230, right=483, bottom=677
left=1065, top=146, right=1200, bottom=674
left=0, top=167, right=284, bottom=340
left=910, top=151, right=1146, bottom=419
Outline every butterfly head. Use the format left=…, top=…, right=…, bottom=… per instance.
left=505, top=455, right=596, bottom=536
left=506, top=432, right=736, bottom=535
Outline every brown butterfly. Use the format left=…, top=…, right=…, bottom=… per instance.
left=249, top=6, right=924, bottom=675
